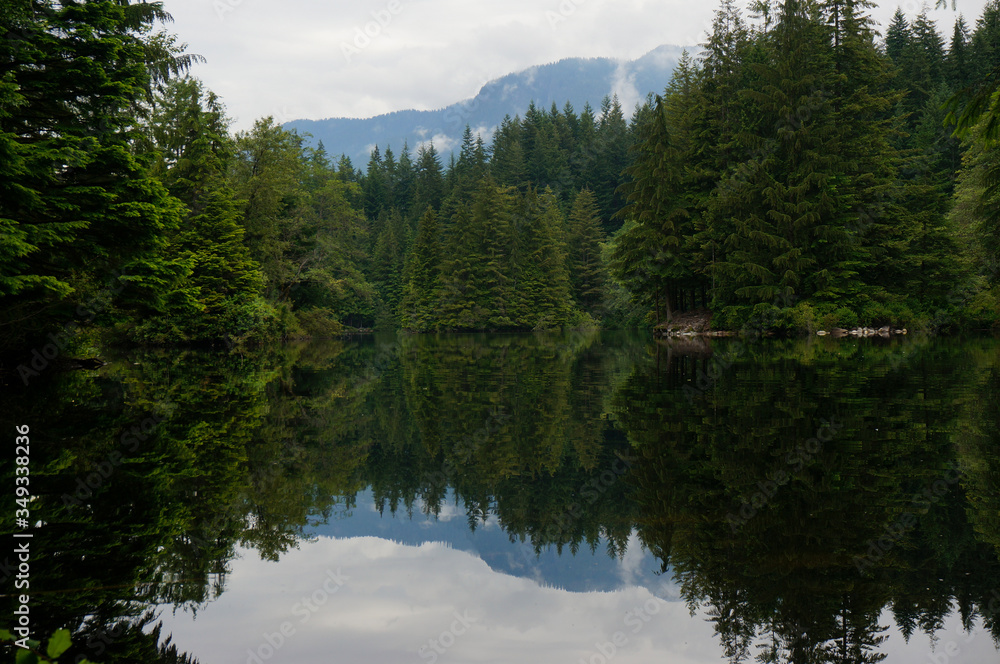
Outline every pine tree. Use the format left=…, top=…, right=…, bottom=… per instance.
left=400, top=207, right=441, bottom=330
left=950, top=120, right=1000, bottom=284
left=611, top=96, right=700, bottom=321
left=394, top=142, right=416, bottom=218
left=230, top=117, right=305, bottom=301
left=510, top=188, right=574, bottom=328
left=970, top=1, right=1000, bottom=82
left=0, top=0, right=196, bottom=351
left=371, top=208, right=406, bottom=324
left=711, top=0, right=852, bottom=318
left=946, top=17, right=973, bottom=92
left=412, top=143, right=445, bottom=215
left=363, top=145, right=389, bottom=219
left=490, top=115, right=529, bottom=190
left=139, top=76, right=273, bottom=342
left=592, top=95, right=630, bottom=232
left=435, top=179, right=517, bottom=329
left=565, top=189, right=607, bottom=316
left=885, top=9, right=911, bottom=64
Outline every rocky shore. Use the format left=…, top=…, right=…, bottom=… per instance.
left=652, top=309, right=909, bottom=339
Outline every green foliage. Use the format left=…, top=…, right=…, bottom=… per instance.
left=400, top=207, right=441, bottom=330
left=1, top=628, right=81, bottom=664
left=613, top=335, right=1000, bottom=657
left=605, top=0, right=997, bottom=332
left=5, top=332, right=1000, bottom=660
left=6, top=0, right=1000, bottom=346
left=0, top=0, right=195, bottom=351
left=565, top=189, right=608, bottom=316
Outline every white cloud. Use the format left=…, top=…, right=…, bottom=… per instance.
left=160, top=0, right=991, bottom=130
left=157, top=536, right=715, bottom=664
left=611, top=61, right=641, bottom=116
left=156, top=534, right=1000, bottom=664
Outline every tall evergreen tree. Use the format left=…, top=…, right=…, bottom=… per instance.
left=370, top=208, right=406, bottom=324
left=490, top=115, right=529, bottom=190
left=412, top=143, right=445, bottom=215
left=565, top=189, right=607, bottom=316
left=0, top=0, right=197, bottom=351
left=400, top=207, right=441, bottom=330
left=946, top=16, right=973, bottom=92
left=138, top=77, right=271, bottom=343
left=510, top=188, right=574, bottom=328
left=592, top=95, right=630, bottom=232
left=435, top=180, right=517, bottom=329
left=362, top=145, right=389, bottom=219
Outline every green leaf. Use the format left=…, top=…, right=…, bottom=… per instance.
left=47, top=629, right=72, bottom=658
left=15, top=647, right=39, bottom=664
left=0, top=628, right=13, bottom=640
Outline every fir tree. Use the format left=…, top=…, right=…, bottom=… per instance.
left=400, top=207, right=441, bottom=330
left=565, top=189, right=608, bottom=316
left=0, top=0, right=196, bottom=350
left=412, top=143, right=445, bottom=215
left=510, top=188, right=574, bottom=328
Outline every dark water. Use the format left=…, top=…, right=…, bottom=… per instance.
left=2, top=331, right=999, bottom=663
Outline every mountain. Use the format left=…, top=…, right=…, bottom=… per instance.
left=284, top=44, right=690, bottom=168
left=307, top=489, right=678, bottom=597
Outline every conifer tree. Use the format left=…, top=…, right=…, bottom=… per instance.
left=510, top=188, right=574, bottom=328
left=412, top=144, right=445, bottom=215
left=394, top=142, right=416, bottom=218
left=371, top=208, right=406, bottom=323
left=490, top=115, right=529, bottom=190
left=885, top=9, right=911, bottom=64
left=400, top=207, right=441, bottom=330
left=592, top=95, right=630, bottom=232
left=363, top=145, right=389, bottom=219
left=611, top=96, right=699, bottom=321
left=230, top=118, right=305, bottom=300
left=946, top=17, right=973, bottom=92
left=139, top=76, right=273, bottom=342
left=0, top=0, right=196, bottom=350
left=435, top=180, right=517, bottom=329
left=566, top=189, right=608, bottom=316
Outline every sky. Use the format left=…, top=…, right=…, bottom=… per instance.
left=156, top=534, right=999, bottom=664
left=157, top=0, right=992, bottom=131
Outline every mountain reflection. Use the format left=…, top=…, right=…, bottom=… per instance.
left=2, top=332, right=998, bottom=663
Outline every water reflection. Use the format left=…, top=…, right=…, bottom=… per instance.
left=1, top=332, right=998, bottom=663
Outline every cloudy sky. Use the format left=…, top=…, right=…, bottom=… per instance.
left=158, top=0, right=990, bottom=130
left=156, top=534, right=998, bottom=664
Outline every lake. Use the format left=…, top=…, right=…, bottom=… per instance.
left=3, top=331, right=999, bottom=663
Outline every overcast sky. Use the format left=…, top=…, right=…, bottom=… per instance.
left=159, top=0, right=991, bottom=131
left=157, top=534, right=998, bottom=664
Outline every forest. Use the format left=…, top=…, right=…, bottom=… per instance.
left=3, top=0, right=1000, bottom=356
left=4, top=332, right=1000, bottom=662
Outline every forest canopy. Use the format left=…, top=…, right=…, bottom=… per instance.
left=3, top=0, right=1000, bottom=358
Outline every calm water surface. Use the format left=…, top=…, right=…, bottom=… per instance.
left=3, top=331, right=999, bottom=663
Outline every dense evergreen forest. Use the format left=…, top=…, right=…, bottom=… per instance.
left=5, top=333, right=1000, bottom=661
left=3, top=0, right=1000, bottom=357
